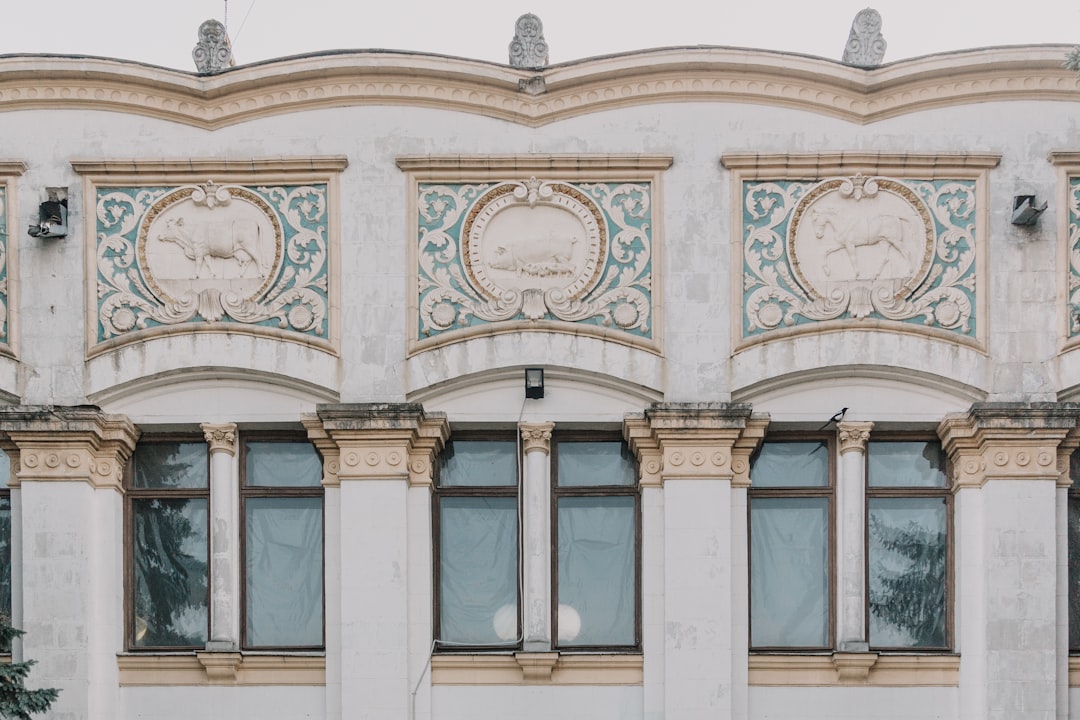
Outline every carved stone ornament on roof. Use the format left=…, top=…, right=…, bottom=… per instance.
left=193, top=18, right=234, bottom=74
left=842, top=8, right=887, bottom=67
left=509, top=13, right=549, bottom=69
left=741, top=174, right=978, bottom=340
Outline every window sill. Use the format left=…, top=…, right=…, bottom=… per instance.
left=117, top=651, right=325, bottom=686
left=748, top=652, right=959, bottom=687
left=430, top=652, right=643, bottom=685
left=1068, top=656, right=1080, bottom=686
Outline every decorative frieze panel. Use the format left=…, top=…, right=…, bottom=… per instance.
left=0, top=185, right=10, bottom=351
left=77, top=158, right=346, bottom=355
left=414, top=177, right=655, bottom=349
left=723, top=154, right=995, bottom=349
left=1068, top=176, right=1080, bottom=338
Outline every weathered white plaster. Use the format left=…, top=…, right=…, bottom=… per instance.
left=122, top=686, right=326, bottom=720
left=749, top=687, right=958, bottom=719
left=432, top=685, right=642, bottom=720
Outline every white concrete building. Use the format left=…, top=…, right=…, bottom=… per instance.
left=0, top=16, right=1078, bottom=720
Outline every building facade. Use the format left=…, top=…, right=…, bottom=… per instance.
left=0, top=36, right=1077, bottom=720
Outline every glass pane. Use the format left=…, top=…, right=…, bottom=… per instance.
left=132, top=498, right=208, bottom=647
left=246, top=497, right=323, bottom=647
left=751, top=441, right=828, bottom=488
left=133, top=442, right=208, bottom=489
left=0, top=496, right=9, bottom=629
left=0, top=449, right=9, bottom=489
left=246, top=442, right=322, bottom=487
left=440, top=440, right=517, bottom=487
left=868, top=441, right=946, bottom=488
left=557, top=496, right=635, bottom=646
left=1069, top=496, right=1080, bottom=650
left=439, top=497, right=518, bottom=645
left=750, top=497, right=829, bottom=647
left=868, top=497, right=947, bottom=648
left=1070, top=451, right=1080, bottom=488
left=557, top=441, right=635, bottom=487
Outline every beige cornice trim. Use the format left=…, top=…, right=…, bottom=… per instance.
left=748, top=653, right=959, bottom=686
left=1049, top=152, right=1080, bottom=166
left=1069, top=655, right=1080, bottom=685
left=721, top=152, right=1002, bottom=174
left=396, top=154, right=673, bottom=175
left=117, top=652, right=325, bottom=686
left=70, top=157, right=348, bottom=176
left=0, top=162, right=26, bottom=176
left=430, top=652, right=642, bottom=685
left=0, top=47, right=1076, bottom=129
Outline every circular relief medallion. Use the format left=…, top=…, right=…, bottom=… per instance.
left=137, top=186, right=284, bottom=305
left=787, top=177, right=935, bottom=303
left=462, top=182, right=606, bottom=303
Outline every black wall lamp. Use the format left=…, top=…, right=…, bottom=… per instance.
left=524, top=368, right=545, bottom=399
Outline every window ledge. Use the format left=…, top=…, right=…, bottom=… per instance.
left=1068, top=656, right=1080, bottom=686
left=117, top=651, right=325, bottom=686
left=430, top=652, right=643, bottom=686
left=748, top=652, right=959, bottom=687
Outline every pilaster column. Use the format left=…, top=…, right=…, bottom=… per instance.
left=836, top=420, right=873, bottom=651
left=520, top=422, right=554, bottom=651
left=624, top=403, right=758, bottom=720
left=201, top=423, right=238, bottom=650
left=1055, top=428, right=1080, bottom=720
left=307, top=404, right=448, bottom=720
left=939, top=403, right=1076, bottom=720
left=0, top=406, right=138, bottom=720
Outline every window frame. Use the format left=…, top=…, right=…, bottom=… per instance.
left=432, top=431, right=522, bottom=652
left=238, top=432, right=326, bottom=651
left=748, top=432, right=836, bottom=652
left=1068, top=450, right=1080, bottom=654
left=550, top=431, right=642, bottom=652
left=864, top=433, right=952, bottom=652
left=124, top=434, right=211, bottom=652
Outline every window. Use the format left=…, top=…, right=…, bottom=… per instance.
left=126, top=434, right=323, bottom=650
left=553, top=436, right=638, bottom=648
left=433, top=431, right=639, bottom=651
left=748, top=437, right=833, bottom=649
left=866, top=438, right=949, bottom=650
left=241, top=438, right=324, bottom=649
left=127, top=440, right=209, bottom=648
left=748, top=432, right=950, bottom=652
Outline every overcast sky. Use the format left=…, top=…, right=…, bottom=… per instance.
left=5, top=0, right=1079, bottom=71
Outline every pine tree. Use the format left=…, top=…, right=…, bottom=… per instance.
left=0, top=619, right=58, bottom=720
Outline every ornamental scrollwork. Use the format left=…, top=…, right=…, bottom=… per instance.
left=1068, top=177, right=1080, bottom=338
left=416, top=178, right=654, bottom=346
left=742, top=175, right=978, bottom=340
left=0, top=187, right=9, bottom=344
left=95, top=181, right=330, bottom=347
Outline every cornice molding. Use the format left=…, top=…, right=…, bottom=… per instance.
left=0, top=46, right=1075, bottom=129
left=71, top=157, right=349, bottom=176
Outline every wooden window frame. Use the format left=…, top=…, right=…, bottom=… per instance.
left=432, top=432, right=521, bottom=652
left=865, top=434, right=953, bottom=652
left=124, top=435, right=211, bottom=652
left=550, top=431, right=642, bottom=653
left=748, top=432, right=836, bottom=652
left=239, top=433, right=326, bottom=652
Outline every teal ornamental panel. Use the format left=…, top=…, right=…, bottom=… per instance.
left=0, top=187, right=8, bottom=345
left=95, top=181, right=329, bottom=348
left=1069, top=176, right=1080, bottom=338
left=415, top=178, right=654, bottom=347
left=742, top=174, right=978, bottom=341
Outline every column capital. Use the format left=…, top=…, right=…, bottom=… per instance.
left=0, top=405, right=139, bottom=490
left=304, top=403, right=450, bottom=486
left=520, top=422, right=554, bottom=454
left=938, top=402, right=1080, bottom=489
left=200, top=422, right=237, bottom=455
left=623, top=403, right=760, bottom=485
left=837, top=421, right=874, bottom=455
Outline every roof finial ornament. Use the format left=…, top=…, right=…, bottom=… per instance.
left=509, top=13, right=549, bottom=69
left=842, top=8, right=887, bottom=68
left=192, top=18, right=235, bottom=74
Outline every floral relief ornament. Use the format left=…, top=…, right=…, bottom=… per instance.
left=416, top=177, right=653, bottom=344
left=95, top=181, right=329, bottom=345
left=742, top=174, right=977, bottom=339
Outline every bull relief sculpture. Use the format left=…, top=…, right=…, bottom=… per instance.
left=94, top=180, right=330, bottom=346
left=742, top=174, right=978, bottom=340
left=415, top=177, right=654, bottom=347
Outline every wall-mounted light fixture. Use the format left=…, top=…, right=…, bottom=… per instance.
left=1011, top=194, right=1047, bottom=226
left=524, top=367, right=545, bottom=399
left=28, top=189, right=68, bottom=239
